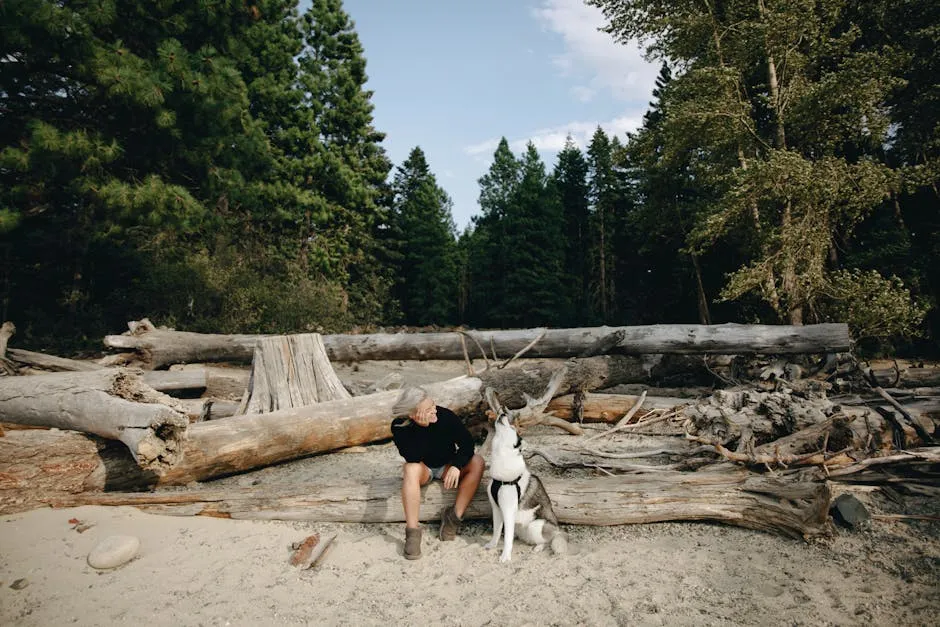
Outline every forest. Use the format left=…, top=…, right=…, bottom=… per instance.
left=1, top=0, right=937, bottom=355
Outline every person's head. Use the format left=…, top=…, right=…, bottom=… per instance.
left=391, top=386, right=437, bottom=427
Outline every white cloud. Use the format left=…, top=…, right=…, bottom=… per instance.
left=570, top=85, right=596, bottom=103
left=463, top=114, right=644, bottom=160
left=532, top=0, right=658, bottom=102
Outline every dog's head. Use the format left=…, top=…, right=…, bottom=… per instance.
left=484, top=388, right=523, bottom=452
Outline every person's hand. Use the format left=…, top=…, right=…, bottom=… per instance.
left=443, top=466, right=460, bottom=489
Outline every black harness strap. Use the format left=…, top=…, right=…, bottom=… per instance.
left=490, top=474, right=523, bottom=503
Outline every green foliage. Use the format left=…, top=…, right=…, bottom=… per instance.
left=390, top=147, right=460, bottom=326
left=0, top=0, right=394, bottom=348
left=820, top=269, right=928, bottom=341
left=552, top=137, right=592, bottom=324
left=590, top=0, right=929, bottom=336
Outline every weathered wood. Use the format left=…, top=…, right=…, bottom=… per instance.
left=0, top=321, right=16, bottom=375
left=546, top=392, right=690, bottom=423
left=0, top=369, right=188, bottom=471
left=0, top=357, right=653, bottom=492
left=142, top=370, right=207, bottom=394
left=41, top=470, right=832, bottom=538
left=6, top=348, right=105, bottom=372
left=240, top=334, right=350, bottom=414
left=104, top=318, right=851, bottom=369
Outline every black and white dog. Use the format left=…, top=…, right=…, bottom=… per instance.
left=483, top=390, right=567, bottom=562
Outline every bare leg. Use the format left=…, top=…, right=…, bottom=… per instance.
left=452, top=454, right=484, bottom=519
left=402, top=462, right=431, bottom=528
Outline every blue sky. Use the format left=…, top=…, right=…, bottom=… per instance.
left=324, top=0, right=660, bottom=230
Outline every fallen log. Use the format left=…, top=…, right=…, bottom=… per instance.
left=6, top=347, right=104, bottom=372
left=546, top=392, right=690, bottom=423
left=0, top=369, right=187, bottom=471
left=41, top=468, right=832, bottom=538
left=103, top=319, right=851, bottom=369
left=0, top=356, right=656, bottom=493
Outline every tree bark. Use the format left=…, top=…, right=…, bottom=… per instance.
left=239, top=333, right=350, bottom=414
left=40, top=469, right=832, bottom=539
left=0, top=369, right=188, bottom=471
left=6, top=347, right=105, bottom=372
left=546, top=392, right=690, bottom=422
left=104, top=318, right=852, bottom=369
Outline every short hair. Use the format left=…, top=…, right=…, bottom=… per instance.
left=391, top=386, right=429, bottom=419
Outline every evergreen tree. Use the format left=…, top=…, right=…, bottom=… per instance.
left=466, top=137, right=520, bottom=327
left=501, top=143, right=567, bottom=327
left=620, top=64, right=721, bottom=324
left=297, top=0, right=393, bottom=323
left=390, top=147, right=459, bottom=326
left=587, top=127, right=617, bottom=322
left=552, top=136, right=592, bottom=324
left=590, top=0, right=926, bottom=340
left=0, top=0, right=285, bottom=342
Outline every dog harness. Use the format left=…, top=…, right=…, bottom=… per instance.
left=490, top=426, right=525, bottom=502
left=490, top=474, right=524, bottom=503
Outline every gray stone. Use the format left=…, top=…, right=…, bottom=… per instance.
left=87, top=535, right=140, bottom=569
left=831, top=493, right=871, bottom=529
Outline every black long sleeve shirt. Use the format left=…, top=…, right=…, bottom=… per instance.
left=391, top=406, right=475, bottom=469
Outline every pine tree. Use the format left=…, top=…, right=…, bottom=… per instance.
left=501, top=143, right=567, bottom=327
left=465, top=138, right=520, bottom=327
left=587, top=127, right=617, bottom=322
left=0, top=0, right=283, bottom=342
left=390, top=147, right=459, bottom=326
left=552, top=136, right=592, bottom=324
left=620, top=63, right=719, bottom=324
left=297, top=0, right=393, bottom=324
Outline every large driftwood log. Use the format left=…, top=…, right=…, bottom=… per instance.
left=0, top=369, right=187, bottom=471
left=103, top=319, right=851, bottom=369
left=0, top=357, right=654, bottom=494
left=41, top=469, right=832, bottom=538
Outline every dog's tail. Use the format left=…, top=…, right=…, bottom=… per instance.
left=542, top=523, right=568, bottom=555
left=550, top=532, right=568, bottom=555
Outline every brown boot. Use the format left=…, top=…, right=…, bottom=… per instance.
left=404, top=526, right=422, bottom=560
left=439, top=505, right=462, bottom=541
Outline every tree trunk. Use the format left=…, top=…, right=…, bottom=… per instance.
left=40, top=469, right=831, bottom=539
left=239, top=333, right=350, bottom=414
left=104, top=319, right=852, bottom=369
left=0, top=369, right=188, bottom=471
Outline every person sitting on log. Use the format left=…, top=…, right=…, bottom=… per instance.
left=391, top=386, right=484, bottom=560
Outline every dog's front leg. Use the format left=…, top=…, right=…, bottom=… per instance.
left=484, top=486, right=503, bottom=550
left=497, top=490, right=518, bottom=563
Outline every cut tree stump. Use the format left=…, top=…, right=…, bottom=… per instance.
left=103, top=319, right=851, bottom=369
left=0, top=369, right=187, bottom=471
left=238, top=333, right=350, bottom=414
left=42, top=469, right=832, bottom=539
